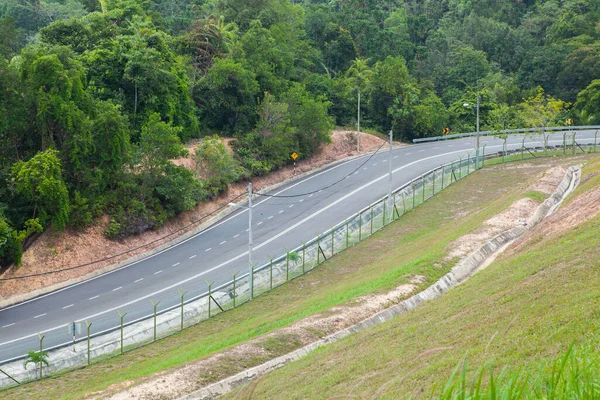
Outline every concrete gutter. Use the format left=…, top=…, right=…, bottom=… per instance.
left=180, top=165, right=581, bottom=400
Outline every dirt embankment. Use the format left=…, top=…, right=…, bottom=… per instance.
left=0, top=130, right=392, bottom=302
left=103, top=165, right=579, bottom=400
left=445, top=166, right=566, bottom=260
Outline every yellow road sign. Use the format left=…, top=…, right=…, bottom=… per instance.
left=291, top=152, right=299, bottom=160
left=443, top=127, right=450, bottom=135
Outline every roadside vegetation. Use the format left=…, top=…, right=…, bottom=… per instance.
left=2, top=0, right=600, bottom=267
left=221, top=157, right=600, bottom=399
left=0, top=156, right=586, bottom=399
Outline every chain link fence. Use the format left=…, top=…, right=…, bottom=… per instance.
left=1, top=132, right=597, bottom=389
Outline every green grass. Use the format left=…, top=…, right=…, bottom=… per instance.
left=0, top=158, right=582, bottom=400
left=523, top=190, right=547, bottom=203
left=224, top=159, right=600, bottom=399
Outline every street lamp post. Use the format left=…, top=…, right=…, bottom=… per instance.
left=247, top=183, right=253, bottom=299
left=387, top=129, right=393, bottom=222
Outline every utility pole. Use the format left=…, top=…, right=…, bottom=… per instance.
left=476, top=94, right=481, bottom=169
left=357, top=90, right=361, bottom=152
left=387, top=130, right=393, bottom=222
left=248, top=183, right=254, bottom=299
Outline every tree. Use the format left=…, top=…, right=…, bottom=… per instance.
left=346, top=57, right=373, bottom=151
left=194, top=135, right=247, bottom=197
left=573, top=79, right=600, bottom=125
left=11, top=150, right=70, bottom=231
left=24, top=349, right=49, bottom=380
left=518, top=88, right=570, bottom=132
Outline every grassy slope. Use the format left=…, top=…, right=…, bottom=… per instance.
left=225, top=159, right=600, bottom=399
left=0, top=158, right=580, bottom=400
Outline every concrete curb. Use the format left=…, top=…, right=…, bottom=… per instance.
left=0, top=143, right=400, bottom=309
left=180, top=165, right=581, bottom=400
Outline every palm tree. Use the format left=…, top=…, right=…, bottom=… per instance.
left=346, top=58, right=373, bottom=152
left=24, top=350, right=49, bottom=380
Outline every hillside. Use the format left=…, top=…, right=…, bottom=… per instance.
left=221, top=159, right=600, bottom=398
left=0, top=129, right=387, bottom=305
left=0, top=154, right=593, bottom=399
left=2, top=0, right=600, bottom=269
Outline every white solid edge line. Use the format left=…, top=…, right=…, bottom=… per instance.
left=0, top=135, right=592, bottom=345
left=0, top=150, right=372, bottom=314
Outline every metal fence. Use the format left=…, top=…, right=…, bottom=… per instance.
left=0, top=134, right=597, bottom=389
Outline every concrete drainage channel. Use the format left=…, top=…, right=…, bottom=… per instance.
left=181, top=165, right=581, bottom=400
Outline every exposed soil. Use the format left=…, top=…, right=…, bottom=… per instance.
left=0, top=130, right=394, bottom=304
left=99, top=282, right=419, bottom=400
left=445, top=166, right=566, bottom=260
left=512, top=174, right=600, bottom=252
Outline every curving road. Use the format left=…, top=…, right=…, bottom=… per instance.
left=0, top=130, right=596, bottom=363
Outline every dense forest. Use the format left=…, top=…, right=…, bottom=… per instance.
left=0, top=0, right=599, bottom=266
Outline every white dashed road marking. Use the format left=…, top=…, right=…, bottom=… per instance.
left=268, top=216, right=273, bottom=220
left=405, top=152, right=412, bottom=155
left=113, top=287, right=122, bottom=292
left=234, top=234, right=240, bottom=238
left=309, top=194, right=313, bottom=197
left=189, top=255, right=197, bottom=259
left=154, top=270, right=163, bottom=275
left=205, top=248, right=212, bottom=252
left=2, top=324, right=15, bottom=328
left=257, top=221, right=263, bottom=225
left=299, top=199, right=304, bottom=203
left=135, top=278, right=144, bottom=283
left=289, top=204, right=294, bottom=208
left=34, top=314, right=46, bottom=319
left=220, top=241, right=227, bottom=245
left=279, top=210, right=284, bottom=214
left=89, top=296, right=99, bottom=300
left=62, top=304, right=74, bottom=310
left=394, top=156, right=399, bottom=159
left=172, top=262, right=180, bottom=267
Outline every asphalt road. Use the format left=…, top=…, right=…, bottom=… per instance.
left=0, top=130, right=596, bottom=363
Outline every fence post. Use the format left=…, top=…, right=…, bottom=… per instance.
left=595, top=131, right=598, bottom=153
left=331, top=228, right=335, bottom=256
left=178, top=289, right=187, bottom=330
left=503, top=137, right=507, bottom=163
left=85, top=321, right=92, bottom=366
left=458, top=157, right=463, bottom=179
left=269, top=256, right=274, bottom=288
left=231, top=270, right=239, bottom=308
left=150, top=300, right=160, bottom=342
left=422, top=175, right=425, bottom=203
left=467, top=152, right=471, bottom=174
left=521, top=138, right=525, bottom=160
left=573, top=132, right=576, bottom=155
left=317, top=235, right=321, bottom=264
left=370, top=205, right=374, bottom=234
left=117, top=310, right=127, bottom=355
left=359, top=212, right=362, bottom=241
left=441, top=165, right=445, bottom=189
left=412, top=183, right=416, bottom=208
left=563, top=132, right=567, bottom=154
left=286, top=249, right=290, bottom=281
left=383, top=198, right=386, bottom=226
left=482, top=145, right=486, bottom=168
left=301, top=243, right=306, bottom=274
left=206, top=280, right=213, bottom=318
left=37, top=333, right=45, bottom=380
left=345, top=220, right=349, bottom=248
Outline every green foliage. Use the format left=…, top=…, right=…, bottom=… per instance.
left=574, top=79, right=600, bottom=124
left=11, top=149, right=70, bottom=231
left=24, top=349, right=50, bottom=369
left=1, top=0, right=600, bottom=265
left=194, top=135, right=248, bottom=197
